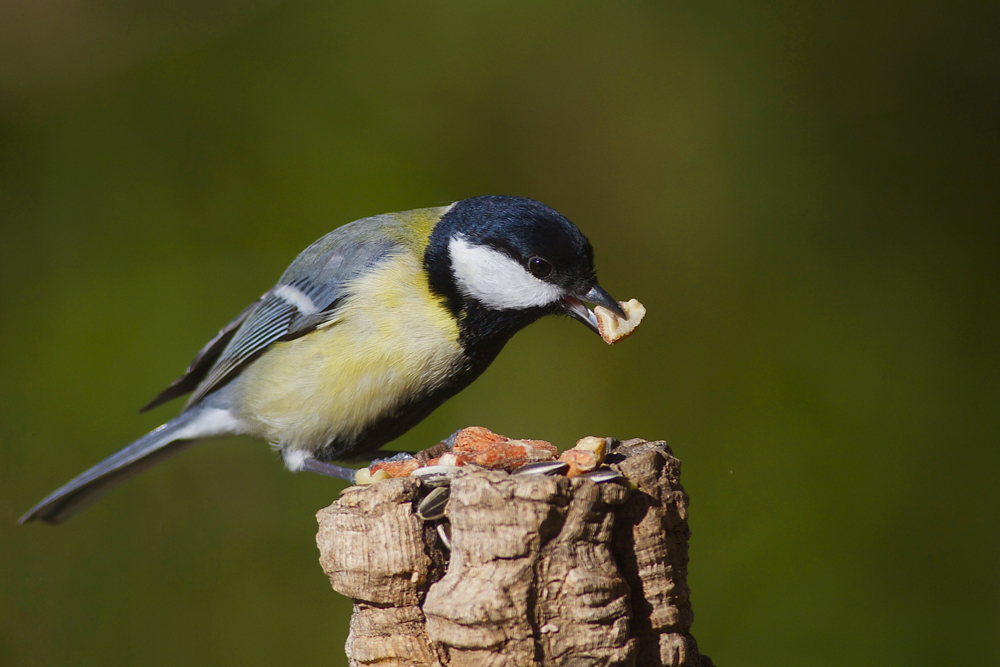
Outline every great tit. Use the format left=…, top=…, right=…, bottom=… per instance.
left=20, top=195, right=625, bottom=524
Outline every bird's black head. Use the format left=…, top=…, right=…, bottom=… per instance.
left=425, top=195, right=623, bottom=357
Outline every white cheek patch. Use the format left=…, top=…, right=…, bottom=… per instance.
left=448, top=236, right=565, bottom=310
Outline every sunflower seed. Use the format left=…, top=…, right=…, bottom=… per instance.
left=410, top=465, right=462, bottom=486
left=578, top=468, right=627, bottom=483
left=437, top=523, right=452, bottom=550
left=513, top=460, right=569, bottom=476
left=417, top=486, right=450, bottom=521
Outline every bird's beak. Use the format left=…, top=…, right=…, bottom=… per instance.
left=561, top=283, right=626, bottom=335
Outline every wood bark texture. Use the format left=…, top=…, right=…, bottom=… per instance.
left=316, top=439, right=714, bottom=667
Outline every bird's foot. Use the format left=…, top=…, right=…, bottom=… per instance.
left=408, top=428, right=462, bottom=465
left=301, top=458, right=358, bottom=482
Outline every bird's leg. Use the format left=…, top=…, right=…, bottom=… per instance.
left=301, top=458, right=358, bottom=482
left=303, top=430, right=464, bottom=482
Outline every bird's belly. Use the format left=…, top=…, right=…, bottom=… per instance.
left=235, top=256, right=464, bottom=454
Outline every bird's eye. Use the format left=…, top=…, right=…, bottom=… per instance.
left=527, top=256, right=553, bottom=279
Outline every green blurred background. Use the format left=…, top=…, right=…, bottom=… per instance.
left=1, top=1, right=996, bottom=665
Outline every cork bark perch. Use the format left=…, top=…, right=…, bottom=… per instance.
left=316, top=439, right=715, bottom=667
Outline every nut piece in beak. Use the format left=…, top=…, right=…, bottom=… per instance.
left=595, top=298, right=646, bottom=345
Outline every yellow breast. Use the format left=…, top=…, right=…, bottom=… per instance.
left=235, top=252, right=463, bottom=453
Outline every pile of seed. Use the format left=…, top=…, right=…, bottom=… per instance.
left=355, top=426, right=622, bottom=485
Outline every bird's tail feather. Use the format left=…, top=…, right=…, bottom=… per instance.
left=19, top=407, right=233, bottom=525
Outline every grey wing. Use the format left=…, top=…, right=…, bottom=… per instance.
left=142, top=218, right=402, bottom=412
left=181, top=277, right=341, bottom=407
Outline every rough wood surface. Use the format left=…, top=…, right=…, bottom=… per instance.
left=316, top=439, right=714, bottom=667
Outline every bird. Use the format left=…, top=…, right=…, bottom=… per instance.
left=19, top=195, right=626, bottom=524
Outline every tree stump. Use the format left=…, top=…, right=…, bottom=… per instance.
left=316, top=439, right=714, bottom=667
